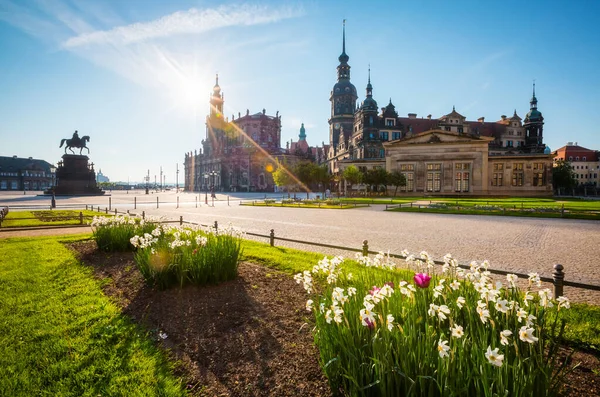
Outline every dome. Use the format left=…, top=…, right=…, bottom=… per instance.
left=361, top=97, right=378, bottom=111
left=333, top=80, right=357, bottom=96
left=525, top=109, right=543, bottom=122
left=544, top=146, right=551, bottom=155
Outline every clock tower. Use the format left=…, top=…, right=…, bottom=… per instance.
left=329, top=20, right=357, bottom=153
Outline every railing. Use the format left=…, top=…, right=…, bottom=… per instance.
left=2, top=205, right=600, bottom=300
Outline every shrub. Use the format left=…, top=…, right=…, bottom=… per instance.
left=295, top=252, right=573, bottom=396
left=91, top=215, right=158, bottom=252
left=130, top=224, right=243, bottom=289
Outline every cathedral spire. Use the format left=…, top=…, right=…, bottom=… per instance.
left=530, top=80, right=538, bottom=109
left=338, top=20, right=349, bottom=64
left=366, top=65, right=373, bottom=97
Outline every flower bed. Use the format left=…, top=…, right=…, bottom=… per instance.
left=91, top=215, right=158, bottom=251
left=296, top=251, right=573, bottom=396
left=130, top=223, right=243, bottom=289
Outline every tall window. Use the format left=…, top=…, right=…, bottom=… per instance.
left=454, top=163, right=470, bottom=192
left=426, top=163, right=442, bottom=192
left=492, top=163, right=504, bottom=186
left=533, top=163, right=545, bottom=186
left=392, top=132, right=401, bottom=140
left=512, top=163, right=524, bottom=186
left=380, top=131, right=389, bottom=140
left=400, top=164, right=415, bottom=192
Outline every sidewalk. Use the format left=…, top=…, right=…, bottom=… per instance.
left=0, top=226, right=92, bottom=239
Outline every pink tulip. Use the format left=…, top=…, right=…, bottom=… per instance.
left=414, top=273, right=432, bottom=288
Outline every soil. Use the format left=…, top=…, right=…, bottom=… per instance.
left=69, top=241, right=600, bottom=397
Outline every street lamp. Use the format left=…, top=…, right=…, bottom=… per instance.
left=203, top=173, right=209, bottom=204
left=209, top=170, right=219, bottom=206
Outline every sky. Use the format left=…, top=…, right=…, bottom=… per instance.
left=1, top=0, right=599, bottom=184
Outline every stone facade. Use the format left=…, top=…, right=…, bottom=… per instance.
left=327, top=22, right=553, bottom=196
left=0, top=155, right=55, bottom=191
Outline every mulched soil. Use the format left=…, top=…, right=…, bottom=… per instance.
left=69, top=241, right=600, bottom=397
left=69, top=241, right=330, bottom=397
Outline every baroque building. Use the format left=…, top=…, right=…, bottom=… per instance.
left=327, top=24, right=553, bottom=196
left=184, top=76, right=323, bottom=193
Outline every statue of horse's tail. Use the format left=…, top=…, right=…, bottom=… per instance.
left=59, top=139, right=66, bottom=148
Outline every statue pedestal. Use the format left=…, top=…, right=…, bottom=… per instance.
left=49, top=154, right=105, bottom=196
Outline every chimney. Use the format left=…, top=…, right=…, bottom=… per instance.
left=427, top=114, right=432, bottom=120
left=28, top=157, right=33, bottom=160
left=501, top=115, right=507, bottom=120
left=13, top=155, right=17, bottom=158
left=478, top=117, right=485, bottom=123
left=408, top=113, right=417, bottom=119
left=567, top=142, right=573, bottom=145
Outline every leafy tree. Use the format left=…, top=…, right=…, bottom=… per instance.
left=388, top=171, right=407, bottom=196
left=311, top=164, right=331, bottom=197
left=294, top=161, right=315, bottom=198
left=365, top=168, right=390, bottom=194
left=272, top=162, right=295, bottom=192
left=552, top=159, right=577, bottom=194
left=342, top=165, right=363, bottom=194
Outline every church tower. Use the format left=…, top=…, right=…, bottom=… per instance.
left=209, top=74, right=224, bottom=119
left=523, top=83, right=545, bottom=152
left=329, top=20, right=357, bottom=153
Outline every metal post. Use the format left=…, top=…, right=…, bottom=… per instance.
left=177, top=196, right=179, bottom=209
left=362, top=240, right=369, bottom=257
left=270, top=229, right=275, bottom=247
left=134, top=197, right=137, bottom=209
left=214, top=220, right=218, bottom=231
left=553, top=264, right=564, bottom=299
left=105, top=207, right=108, bottom=214
left=79, top=212, right=83, bottom=225
left=228, top=195, right=230, bottom=206
left=561, top=204, right=565, bottom=217
left=195, top=196, right=198, bottom=208
left=156, top=196, right=159, bottom=209
left=109, top=197, right=111, bottom=210
left=142, top=211, right=145, bottom=219
left=114, top=209, right=117, bottom=216
left=180, top=215, right=183, bottom=225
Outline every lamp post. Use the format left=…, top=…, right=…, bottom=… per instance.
left=209, top=170, right=218, bottom=206
left=49, top=165, right=56, bottom=208
left=204, top=173, right=209, bottom=204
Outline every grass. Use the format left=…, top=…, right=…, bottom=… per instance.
left=387, top=205, right=600, bottom=220
left=0, top=235, right=186, bottom=396
left=240, top=200, right=369, bottom=209
left=241, top=239, right=600, bottom=355
left=1, top=210, right=106, bottom=228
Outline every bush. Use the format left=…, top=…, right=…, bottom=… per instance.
left=130, top=224, right=243, bottom=289
left=295, top=252, right=573, bottom=396
left=91, top=215, right=158, bottom=252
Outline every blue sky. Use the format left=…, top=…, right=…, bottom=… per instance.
left=1, top=0, right=599, bottom=183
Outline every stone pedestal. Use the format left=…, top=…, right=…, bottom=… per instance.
left=50, top=154, right=104, bottom=196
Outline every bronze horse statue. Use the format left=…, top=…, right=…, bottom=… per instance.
left=60, top=135, right=90, bottom=155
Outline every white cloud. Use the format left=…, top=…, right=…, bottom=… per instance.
left=62, top=4, right=304, bottom=48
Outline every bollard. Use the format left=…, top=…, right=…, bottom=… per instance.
left=214, top=220, right=218, bottom=230
left=109, top=197, right=112, bottom=211
left=362, top=240, right=369, bottom=257
left=134, top=197, right=137, bottom=209
left=86, top=205, right=88, bottom=210
left=97, top=206, right=100, bottom=212
left=561, top=204, right=565, bottom=217
left=195, top=197, right=198, bottom=208
left=142, top=211, right=145, bottom=219
left=180, top=215, right=183, bottom=225
left=114, top=209, right=117, bottom=216
left=177, top=196, right=179, bottom=209
left=79, top=212, right=83, bottom=225
left=105, top=207, right=108, bottom=214
left=553, top=264, right=564, bottom=299
left=228, top=196, right=230, bottom=206
left=157, top=197, right=159, bottom=209
left=270, top=229, right=275, bottom=246
left=127, top=210, right=130, bottom=215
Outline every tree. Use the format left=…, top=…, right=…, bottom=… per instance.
left=294, top=161, right=315, bottom=198
left=388, top=171, right=407, bottom=197
left=552, top=159, right=577, bottom=194
left=272, top=162, right=294, bottom=192
left=365, top=168, right=390, bottom=195
left=342, top=165, right=363, bottom=195
left=311, top=164, right=330, bottom=198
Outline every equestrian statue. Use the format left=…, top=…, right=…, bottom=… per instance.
left=60, top=130, right=90, bottom=155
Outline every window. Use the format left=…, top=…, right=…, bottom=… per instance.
left=380, top=149, right=385, bottom=158
left=0, top=181, right=6, bottom=190
left=380, top=131, right=389, bottom=140
left=493, top=163, right=504, bottom=171
left=576, top=156, right=580, bottom=161
left=512, top=163, right=524, bottom=186
left=445, top=126, right=451, bottom=132
left=568, top=156, right=573, bottom=161
left=369, top=116, right=374, bottom=126
left=507, top=140, right=513, bottom=147
left=458, top=127, right=463, bottom=133
left=454, top=163, right=470, bottom=192
left=392, top=132, right=401, bottom=140
left=426, top=163, right=442, bottom=192
left=386, top=119, right=395, bottom=127
left=583, top=157, right=587, bottom=161
left=576, top=166, right=579, bottom=170
left=399, top=164, right=415, bottom=192
left=369, top=132, right=375, bottom=139
left=533, top=163, right=545, bottom=186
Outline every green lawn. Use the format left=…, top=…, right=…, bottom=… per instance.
left=0, top=235, right=186, bottom=396
left=1, top=210, right=107, bottom=228
left=240, top=200, right=369, bottom=209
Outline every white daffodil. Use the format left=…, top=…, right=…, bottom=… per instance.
left=523, top=291, right=534, bottom=307
left=437, top=305, right=451, bottom=321
left=360, top=308, right=376, bottom=327
left=506, top=273, right=518, bottom=287
left=456, top=296, right=466, bottom=309
left=538, top=289, right=554, bottom=308
left=485, top=346, right=504, bottom=367
left=347, top=287, right=357, bottom=297
left=305, top=299, right=314, bottom=312
left=325, top=310, right=333, bottom=324
left=438, top=339, right=450, bottom=358
left=450, top=280, right=460, bottom=291
left=333, top=306, right=344, bottom=324
left=500, top=330, right=512, bottom=346
left=557, top=296, right=571, bottom=309
left=519, top=326, right=539, bottom=343
left=528, top=272, right=542, bottom=287
left=526, top=314, right=537, bottom=327
left=516, top=308, right=528, bottom=323
left=495, top=299, right=509, bottom=314
left=477, top=307, right=490, bottom=324
left=386, top=314, right=394, bottom=331
left=451, top=324, right=464, bottom=338
left=428, top=304, right=439, bottom=318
